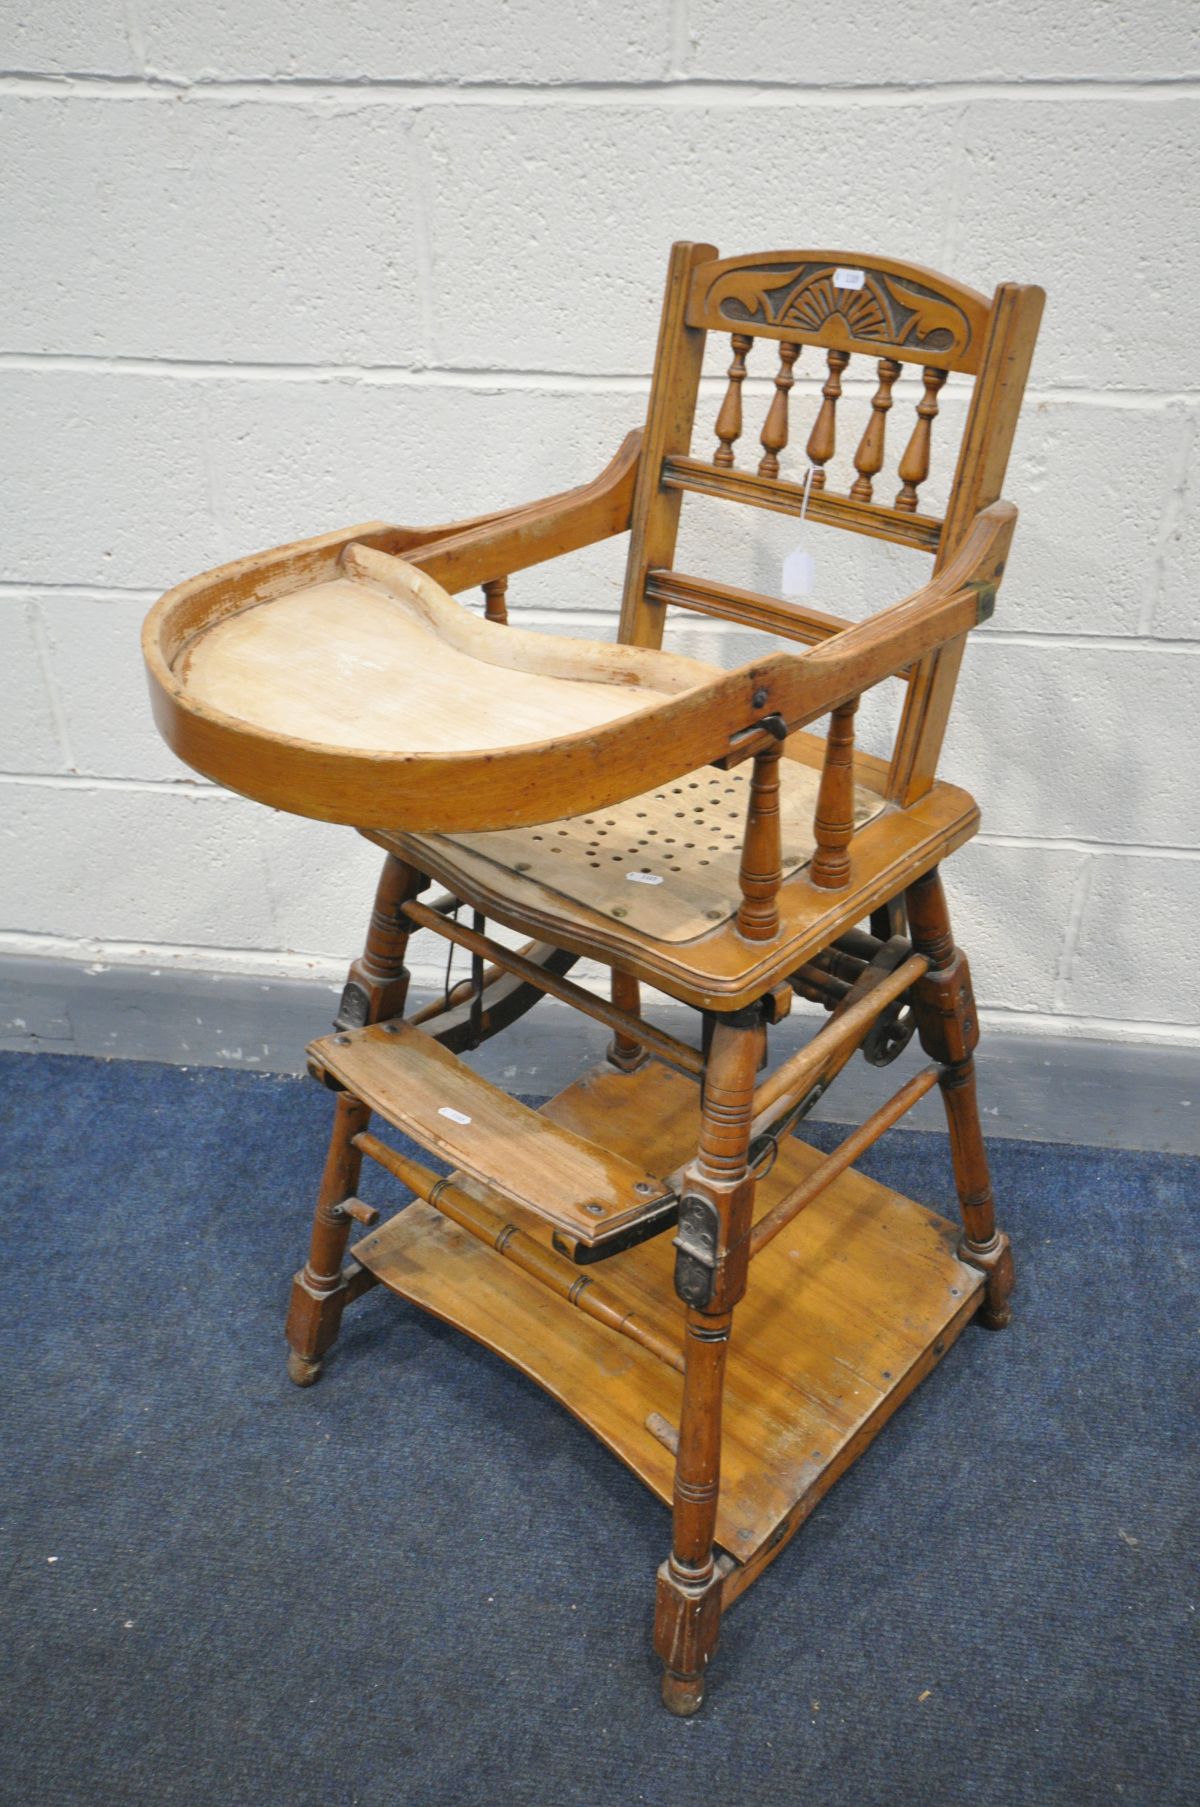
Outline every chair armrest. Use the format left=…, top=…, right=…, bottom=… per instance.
left=803, top=501, right=1013, bottom=690
left=721, top=501, right=1017, bottom=757
left=355, top=431, right=643, bottom=595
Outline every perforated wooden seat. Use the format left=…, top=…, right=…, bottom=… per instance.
left=443, top=751, right=884, bottom=944
left=377, top=735, right=979, bottom=1010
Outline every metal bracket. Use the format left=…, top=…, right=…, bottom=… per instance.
left=672, top=1193, right=721, bottom=1308
left=747, top=1077, right=829, bottom=1176
left=860, top=935, right=920, bottom=1068
left=335, top=980, right=370, bottom=1031
left=968, top=578, right=998, bottom=624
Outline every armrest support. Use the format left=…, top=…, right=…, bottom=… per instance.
left=797, top=501, right=1013, bottom=699
left=357, top=431, right=643, bottom=595
left=721, top=501, right=1017, bottom=763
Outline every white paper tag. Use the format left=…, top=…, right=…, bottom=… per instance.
left=833, top=265, right=865, bottom=290
left=437, top=1106, right=472, bottom=1125
left=626, top=870, right=664, bottom=886
left=782, top=545, right=816, bottom=598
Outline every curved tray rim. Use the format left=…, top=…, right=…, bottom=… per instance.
left=142, top=524, right=781, bottom=832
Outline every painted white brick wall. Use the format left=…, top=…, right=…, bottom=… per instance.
left=1, top=3, right=1197, bottom=1047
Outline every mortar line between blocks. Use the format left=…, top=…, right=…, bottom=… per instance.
left=1, top=72, right=1199, bottom=105
left=0, top=356, right=1194, bottom=411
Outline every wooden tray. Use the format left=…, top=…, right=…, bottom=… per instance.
left=142, top=526, right=724, bottom=831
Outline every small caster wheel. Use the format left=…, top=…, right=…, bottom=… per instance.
left=287, top=1350, right=323, bottom=1387
left=661, top=1668, right=706, bottom=1717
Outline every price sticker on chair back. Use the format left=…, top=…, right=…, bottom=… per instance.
left=782, top=462, right=818, bottom=600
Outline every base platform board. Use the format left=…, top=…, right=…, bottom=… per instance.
left=351, top=1062, right=984, bottom=1581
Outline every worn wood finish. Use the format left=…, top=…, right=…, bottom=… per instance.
left=747, top=1063, right=941, bottom=1256
left=809, top=697, right=860, bottom=890
left=608, top=968, right=648, bottom=1072
left=444, top=750, right=884, bottom=949
left=336, top=852, right=425, bottom=1029
left=145, top=492, right=1011, bottom=834
left=283, top=1091, right=371, bottom=1387
left=399, top=897, right=704, bottom=1076
left=661, top=454, right=944, bottom=553
left=308, top=1019, right=674, bottom=1250
left=481, top=575, right=509, bottom=624
left=888, top=282, right=1046, bottom=804
left=382, top=771, right=975, bottom=1012
left=285, top=849, right=426, bottom=1383
left=749, top=951, right=930, bottom=1136
left=687, top=251, right=991, bottom=374
left=656, top=1016, right=763, bottom=1711
left=143, top=238, right=1043, bottom=1717
left=906, top=865, right=1015, bottom=1328
left=644, top=569, right=861, bottom=651
left=895, top=366, right=949, bottom=513
left=353, top=1131, right=685, bottom=1372
left=391, top=430, right=643, bottom=595
left=735, top=745, right=784, bottom=942
left=758, top=339, right=800, bottom=478
left=619, top=240, right=716, bottom=649
left=351, top=1058, right=985, bottom=1563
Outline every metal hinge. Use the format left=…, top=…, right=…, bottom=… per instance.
left=673, top=1193, right=721, bottom=1308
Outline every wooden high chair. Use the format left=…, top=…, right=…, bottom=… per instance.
left=143, top=243, right=1044, bottom=1713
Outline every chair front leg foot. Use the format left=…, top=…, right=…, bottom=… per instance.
left=960, top=1228, right=1015, bottom=1330
left=286, top=1348, right=324, bottom=1387
left=655, top=1560, right=723, bottom=1716
left=661, top=1668, right=707, bottom=1717
left=284, top=1263, right=351, bottom=1379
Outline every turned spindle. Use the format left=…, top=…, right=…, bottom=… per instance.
left=850, top=357, right=901, bottom=502
left=895, top=366, right=948, bottom=512
left=736, top=743, right=783, bottom=940
left=809, top=698, right=858, bottom=890
left=805, top=348, right=850, bottom=489
left=482, top=575, right=509, bottom=623
left=713, top=333, right=752, bottom=468
left=757, top=340, right=799, bottom=479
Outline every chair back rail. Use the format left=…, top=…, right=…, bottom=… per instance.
left=617, top=242, right=1043, bottom=932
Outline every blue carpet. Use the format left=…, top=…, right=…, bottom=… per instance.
left=0, top=1050, right=1196, bottom=1806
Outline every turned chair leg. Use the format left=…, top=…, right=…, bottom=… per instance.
left=284, top=1092, right=370, bottom=1385
left=655, top=1011, right=762, bottom=1714
left=285, top=854, right=425, bottom=1384
left=607, top=968, right=647, bottom=1072
left=906, top=866, right=1014, bottom=1329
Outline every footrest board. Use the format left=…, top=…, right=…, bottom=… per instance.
left=308, top=1020, right=674, bottom=1248
left=350, top=1061, right=985, bottom=1581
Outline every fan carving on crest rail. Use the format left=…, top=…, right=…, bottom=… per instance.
left=708, top=262, right=972, bottom=360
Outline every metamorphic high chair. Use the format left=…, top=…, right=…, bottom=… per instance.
left=144, top=243, right=1044, bottom=1713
